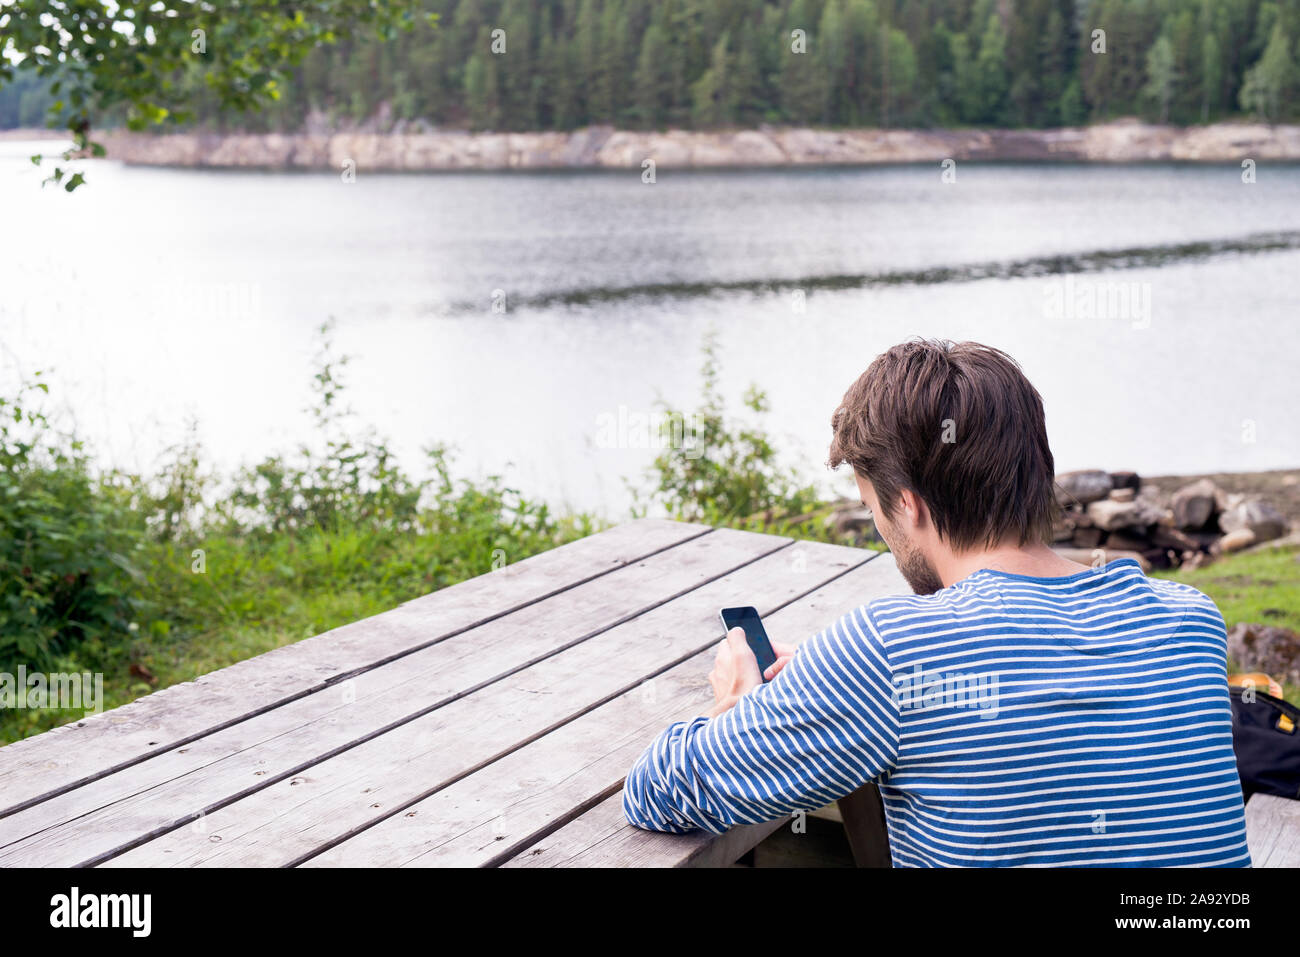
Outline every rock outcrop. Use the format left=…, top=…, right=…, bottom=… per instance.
left=1227, top=623, right=1300, bottom=687
left=70, top=118, right=1300, bottom=171
left=1053, top=470, right=1292, bottom=569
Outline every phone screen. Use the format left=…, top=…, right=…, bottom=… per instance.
left=719, top=606, right=778, bottom=680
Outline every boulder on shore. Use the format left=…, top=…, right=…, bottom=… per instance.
left=1226, top=623, right=1300, bottom=687
left=1109, top=471, right=1142, bottom=492
left=1171, top=478, right=1218, bottom=530
left=825, top=503, right=879, bottom=544
left=1218, top=528, right=1257, bottom=553
left=1056, top=469, right=1113, bottom=506
left=1218, top=499, right=1289, bottom=544
left=1086, top=498, right=1140, bottom=531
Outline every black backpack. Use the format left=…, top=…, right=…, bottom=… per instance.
left=1229, top=685, right=1300, bottom=800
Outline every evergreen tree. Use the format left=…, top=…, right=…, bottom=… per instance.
left=949, top=32, right=982, bottom=124
left=732, top=24, right=766, bottom=125
left=464, top=50, right=500, bottom=129
left=1008, top=0, right=1051, bottom=126
left=1038, top=6, right=1072, bottom=125
left=1239, top=21, right=1295, bottom=120
left=8, top=0, right=1295, bottom=136
left=574, top=0, right=601, bottom=124
left=974, top=13, right=1010, bottom=124
left=779, top=1, right=830, bottom=123
left=634, top=21, right=673, bottom=127
left=1202, top=32, right=1223, bottom=121
left=819, top=0, right=849, bottom=123
left=1059, top=77, right=1088, bottom=124
left=1143, top=34, right=1178, bottom=123
left=843, top=0, right=883, bottom=126
left=596, top=0, right=632, bottom=124
left=882, top=28, right=917, bottom=126
left=691, top=33, right=733, bottom=127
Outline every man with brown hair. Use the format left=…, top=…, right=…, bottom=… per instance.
left=623, top=338, right=1251, bottom=867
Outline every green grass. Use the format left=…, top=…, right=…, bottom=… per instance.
left=0, top=517, right=597, bottom=743
left=1155, top=542, right=1300, bottom=706
left=1, top=324, right=604, bottom=745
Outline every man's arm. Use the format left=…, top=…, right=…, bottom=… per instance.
left=622, top=605, right=900, bottom=834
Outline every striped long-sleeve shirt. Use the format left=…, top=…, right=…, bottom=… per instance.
left=622, top=557, right=1252, bottom=867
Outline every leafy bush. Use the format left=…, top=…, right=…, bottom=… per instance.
left=221, top=329, right=426, bottom=537
left=630, top=331, right=839, bottom=542
left=0, top=324, right=596, bottom=742
left=0, top=375, right=157, bottom=673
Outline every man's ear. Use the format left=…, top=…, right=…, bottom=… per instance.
left=898, top=488, right=929, bottom=531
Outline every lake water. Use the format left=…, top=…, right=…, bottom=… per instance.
left=2, top=141, right=1298, bottom=519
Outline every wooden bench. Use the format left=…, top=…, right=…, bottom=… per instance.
left=0, top=519, right=903, bottom=867
left=1245, top=793, right=1300, bottom=867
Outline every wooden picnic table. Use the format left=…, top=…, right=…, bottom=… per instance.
left=0, top=519, right=905, bottom=868
left=6, top=517, right=1292, bottom=868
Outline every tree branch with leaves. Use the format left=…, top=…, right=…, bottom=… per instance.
left=0, top=0, right=433, bottom=190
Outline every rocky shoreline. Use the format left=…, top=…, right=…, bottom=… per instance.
left=1050, top=468, right=1294, bottom=571
left=829, top=467, right=1299, bottom=571
left=8, top=118, right=1300, bottom=170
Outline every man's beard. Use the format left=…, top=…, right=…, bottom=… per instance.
left=892, top=533, right=945, bottom=596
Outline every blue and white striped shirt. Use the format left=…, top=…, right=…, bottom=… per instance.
left=623, top=558, right=1251, bottom=867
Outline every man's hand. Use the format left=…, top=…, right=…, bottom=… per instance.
left=704, top=628, right=797, bottom=718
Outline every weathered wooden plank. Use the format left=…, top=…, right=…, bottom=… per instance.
left=0, top=518, right=708, bottom=817
left=507, top=791, right=788, bottom=868
left=303, top=553, right=903, bottom=867
left=1245, top=793, right=1300, bottom=868
left=101, top=541, right=882, bottom=867
left=499, top=554, right=903, bottom=868
left=0, top=526, right=782, bottom=863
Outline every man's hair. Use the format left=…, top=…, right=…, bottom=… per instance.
left=828, top=338, right=1057, bottom=551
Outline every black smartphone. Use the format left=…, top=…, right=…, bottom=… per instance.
left=719, top=606, right=778, bottom=681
